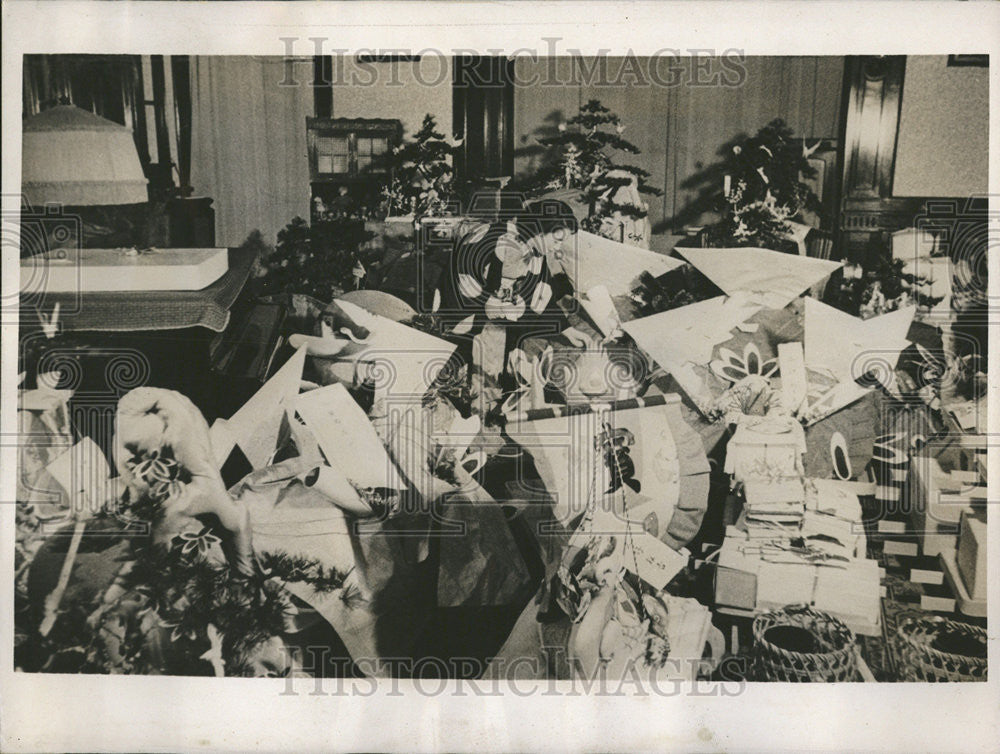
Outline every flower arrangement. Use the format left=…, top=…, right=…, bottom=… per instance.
left=826, top=251, right=944, bottom=319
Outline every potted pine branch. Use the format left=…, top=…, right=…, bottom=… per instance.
left=521, top=99, right=662, bottom=248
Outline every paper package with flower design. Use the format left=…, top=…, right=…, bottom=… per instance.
left=622, top=294, right=766, bottom=415
left=724, top=414, right=807, bottom=483
left=115, top=387, right=254, bottom=573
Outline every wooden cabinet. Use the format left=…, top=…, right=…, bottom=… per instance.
left=306, top=117, right=401, bottom=220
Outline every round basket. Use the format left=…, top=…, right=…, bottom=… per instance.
left=894, top=614, right=987, bottom=682
left=752, top=604, right=857, bottom=682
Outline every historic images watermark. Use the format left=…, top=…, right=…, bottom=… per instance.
left=279, top=651, right=749, bottom=697
left=276, top=40, right=748, bottom=89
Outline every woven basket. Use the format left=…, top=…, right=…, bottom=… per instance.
left=894, top=614, right=987, bottom=682
left=752, top=604, right=857, bottom=682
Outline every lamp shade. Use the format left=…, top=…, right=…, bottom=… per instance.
left=22, top=105, right=148, bottom=206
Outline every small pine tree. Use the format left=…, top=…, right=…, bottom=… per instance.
left=382, top=114, right=458, bottom=220
left=256, top=217, right=374, bottom=302
left=702, top=119, right=821, bottom=249
left=527, top=99, right=661, bottom=240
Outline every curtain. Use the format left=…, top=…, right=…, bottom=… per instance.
left=513, top=56, right=845, bottom=232
left=190, top=56, right=312, bottom=248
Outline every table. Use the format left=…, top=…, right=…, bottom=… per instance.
left=27, top=246, right=255, bottom=333
left=19, top=247, right=261, bottom=446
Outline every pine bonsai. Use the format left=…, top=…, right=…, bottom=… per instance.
left=255, top=217, right=375, bottom=302
left=381, top=114, right=459, bottom=220
left=525, top=99, right=661, bottom=243
left=686, top=119, right=822, bottom=249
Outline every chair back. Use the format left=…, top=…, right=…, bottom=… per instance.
left=806, top=229, right=834, bottom=260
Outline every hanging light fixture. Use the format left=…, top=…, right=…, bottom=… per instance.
left=22, top=104, right=148, bottom=207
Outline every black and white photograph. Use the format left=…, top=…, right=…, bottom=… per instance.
left=1, top=2, right=998, bottom=752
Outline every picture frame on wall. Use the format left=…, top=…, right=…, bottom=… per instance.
left=947, top=54, right=989, bottom=67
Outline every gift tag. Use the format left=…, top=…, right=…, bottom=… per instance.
left=777, top=341, right=807, bottom=415
left=44, top=437, right=112, bottom=515
left=629, top=531, right=689, bottom=591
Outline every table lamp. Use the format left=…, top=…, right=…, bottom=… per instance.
left=22, top=104, right=149, bottom=207
left=20, top=104, right=228, bottom=293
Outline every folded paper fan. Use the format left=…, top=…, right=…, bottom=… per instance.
left=676, top=246, right=841, bottom=310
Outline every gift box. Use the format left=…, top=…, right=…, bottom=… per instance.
left=956, top=510, right=986, bottom=602
left=906, top=455, right=973, bottom=557
left=724, top=415, right=806, bottom=483
left=715, top=532, right=760, bottom=610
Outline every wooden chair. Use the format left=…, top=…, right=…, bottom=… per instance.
left=806, top=228, right=834, bottom=260
left=805, top=229, right=835, bottom=299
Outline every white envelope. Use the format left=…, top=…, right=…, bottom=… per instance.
left=294, top=383, right=407, bottom=492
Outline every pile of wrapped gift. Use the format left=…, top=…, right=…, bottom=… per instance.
left=714, top=413, right=881, bottom=635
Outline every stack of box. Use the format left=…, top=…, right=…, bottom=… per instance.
left=907, top=454, right=985, bottom=558
left=715, top=524, right=881, bottom=635
left=727, top=416, right=808, bottom=528
left=939, top=507, right=987, bottom=618
left=943, top=398, right=987, bottom=484
left=715, top=416, right=883, bottom=633
left=907, top=455, right=968, bottom=557
left=743, top=477, right=806, bottom=528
